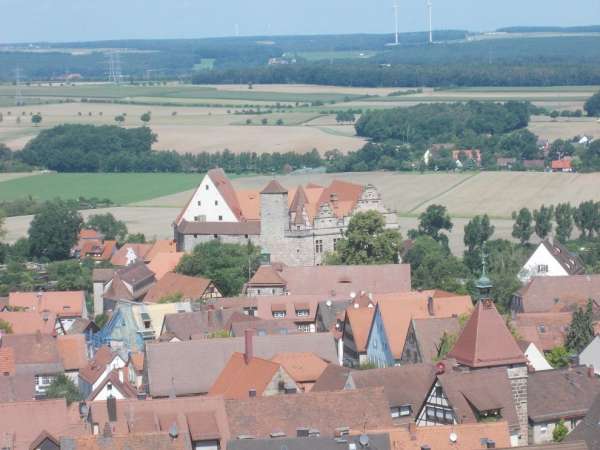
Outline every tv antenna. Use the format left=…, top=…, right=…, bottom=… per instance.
left=107, top=51, right=122, bottom=84
left=14, top=68, right=24, bottom=106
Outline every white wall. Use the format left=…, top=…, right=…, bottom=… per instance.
left=525, top=343, right=553, bottom=371
left=181, top=174, right=238, bottom=223
left=519, top=244, right=568, bottom=284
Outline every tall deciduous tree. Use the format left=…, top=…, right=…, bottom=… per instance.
left=31, top=113, right=42, bottom=127
left=511, top=208, right=533, bottom=245
left=533, top=205, right=554, bottom=240
left=177, top=240, right=261, bottom=297
left=554, top=203, right=574, bottom=243
left=0, top=209, right=6, bottom=241
left=464, top=215, right=495, bottom=252
left=566, top=299, right=595, bottom=353
left=28, top=199, right=82, bottom=261
left=86, top=213, right=128, bottom=241
left=417, top=204, right=453, bottom=247
left=584, top=90, right=600, bottom=117
left=574, top=201, right=600, bottom=239
left=46, top=374, right=82, bottom=405
left=140, top=112, right=151, bottom=126
left=326, top=211, right=403, bottom=265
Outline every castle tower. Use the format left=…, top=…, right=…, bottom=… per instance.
left=259, top=180, right=289, bottom=261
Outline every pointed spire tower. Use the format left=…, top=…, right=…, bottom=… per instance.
left=475, top=246, right=493, bottom=301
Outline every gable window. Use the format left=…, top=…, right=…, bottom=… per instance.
left=218, top=215, right=223, bottom=221
left=197, top=201, right=201, bottom=206
left=315, top=239, right=323, bottom=253
left=214, top=200, right=218, bottom=206
left=537, top=264, right=549, bottom=273
left=205, top=185, right=209, bottom=190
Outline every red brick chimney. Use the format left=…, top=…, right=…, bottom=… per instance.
left=244, top=329, right=254, bottom=364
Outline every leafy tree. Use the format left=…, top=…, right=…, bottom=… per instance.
left=114, top=114, right=125, bottom=125
left=574, top=201, right=600, bottom=238
left=463, top=215, right=495, bottom=270
left=486, top=239, right=530, bottom=312
left=126, top=233, right=146, bottom=244
left=46, top=260, right=92, bottom=291
left=404, top=236, right=468, bottom=293
left=546, top=346, right=570, bottom=368
left=31, top=113, right=42, bottom=127
left=511, top=208, right=533, bottom=245
left=326, top=211, right=403, bottom=265
left=140, top=112, right=151, bottom=125
left=276, top=119, right=284, bottom=126
left=565, top=299, right=595, bottom=353
left=435, top=331, right=458, bottom=361
left=553, top=419, right=568, bottom=443
left=28, top=199, right=82, bottom=261
left=86, top=213, right=128, bottom=241
left=555, top=203, right=574, bottom=243
left=417, top=205, right=453, bottom=247
left=46, top=374, right=82, bottom=405
left=261, top=118, right=268, bottom=125
left=177, top=241, right=261, bottom=296
left=0, top=209, right=5, bottom=241
left=533, top=205, right=554, bottom=240
left=0, top=318, right=13, bottom=334
left=584, top=90, right=600, bottom=117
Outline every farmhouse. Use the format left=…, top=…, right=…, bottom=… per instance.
left=173, top=168, right=398, bottom=266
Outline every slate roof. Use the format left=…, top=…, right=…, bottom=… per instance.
left=146, top=333, right=338, bottom=396
left=315, top=299, right=349, bottom=333
left=348, top=364, right=436, bottom=421
left=66, top=318, right=99, bottom=335
left=528, top=366, right=600, bottom=422
left=225, top=387, right=393, bottom=439
left=311, top=364, right=352, bottom=392
left=209, top=352, right=283, bottom=399
left=145, top=272, right=214, bottom=303
left=566, top=392, right=600, bottom=449
left=448, top=300, right=526, bottom=368
left=437, top=367, right=520, bottom=434
left=227, top=433, right=391, bottom=450
left=411, top=316, right=462, bottom=364
left=515, top=275, right=600, bottom=313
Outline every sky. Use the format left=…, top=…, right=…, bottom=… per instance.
left=0, top=0, right=599, bottom=43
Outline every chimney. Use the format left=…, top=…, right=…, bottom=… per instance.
left=427, top=296, right=435, bottom=316
left=107, top=396, right=117, bottom=422
left=244, top=329, right=254, bottom=364
left=409, top=423, right=417, bottom=440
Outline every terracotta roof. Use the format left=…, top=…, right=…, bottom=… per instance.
left=144, top=239, right=178, bottom=263
left=79, top=229, right=102, bottom=240
left=2, top=333, right=62, bottom=369
left=0, top=374, right=35, bottom=402
left=129, top=352, right=144, bottom=372
left=0, top=346, right=15, bottom=375
left=161, top=309, right=241, bottom=340
left=209, top=352, right=283, bottom=399
left=261, top=179, right=288, bottom=194
left=86, top=396, right=230, bottom=441
left=552, top=159, right=573, bottom=169
left=345, top=306, right=375, bottom=352
left=99, top=240, right=117, bottom=261
left=0, top=311, right=56, bottom=335
left=225, top=387, right=393, bottom=439
left=528, top=366, right=600, bottom=422
left=385, top=421, right=511, bottom=450
left=60, top=432, right=191, bottom=450
left=79, top=346, right=119, bottom=385
left=57, top=334, right=88, bottom=371
left=0, top=398, right=85, bottom=450
left=411, top=317, right=462, bottom=364
left=88, top=369, right=138, bottom=401
left=289, top=185, right=309, bottom=213
left=146, top=333, right=338, bottom=396
left=515, top=275, right=600, bottom=313
left=145, top=272, right=213, bottom=303
left=271, top=352, right=328, bottom=384
left=511, top=312, right=571, bottom=351
left=236, top=189, right=261, bottom=221
left=247, top=264, right=411, bottom=296
left=316, top=180, right=364, bottom=219
left=92, top=268, right=115, bottom=283
left=177, top=220, right=260, bottom=236
left=227, top=433, right=391, bottom=450
left=246, top=265, right=287, bottom=287
left=435, top=367, right=520, bottom=433
left=110, top=243, right=152, bottom=266
left=566, top=392, right=600, bottom=448
left=448, top=300, right=526, bottom=368
left=147, top=252, right=184, bottom=280
left=375, top=291, right=473, bottom=358
left=350, top=364, right=436, bottom=420
left=311, top=364, right=352, bottom=392
left=541, top=240, right=585, bottom=276
left=8, top=291, right=85, bottom=318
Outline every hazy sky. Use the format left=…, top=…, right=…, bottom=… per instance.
left=1, top=0, right=599, bottom=43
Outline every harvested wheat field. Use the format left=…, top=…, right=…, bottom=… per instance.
left=528, top=116, right=600, bottom=141
left=205, top=84, right=400, bottom=96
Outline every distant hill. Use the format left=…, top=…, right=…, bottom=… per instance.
left=497, top=25, right=600, bottom=33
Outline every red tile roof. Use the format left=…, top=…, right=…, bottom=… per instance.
left=110, top=243, right=153, bottom=266
left=209, top=168, right=245, bottom=220
left=271, top=352, right=328, bottom=384
left=345, top=306, right=375, bottom=352
left=0, top=346, right=15, bottom=375
left=79, top=346, right=119, bottom=385
left=515, top=274, right=600, bottom=313
left=144, top=239, right=178, bottom=263
left=8, top=291, right=85, bottom=318
left=448, top=300, right=526, bottom=368
left=0, top=311, right=56, bottom=335
left=247, top=265, right=287, bottom=287
left=57, top=334, right=88, bottom=371
left=145, top=272, right=215, bottom=303
left=512, top=312, right=571, bottom=351
left=552, top=159, right=573, bottom=170
left=208, top=352, right=283, bottom=399
left=146, top=252, right=184, bottom=280
left=61, top=432, right=190, bottom=450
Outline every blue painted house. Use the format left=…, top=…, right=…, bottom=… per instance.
left=365, top=303, right=395, bottom=367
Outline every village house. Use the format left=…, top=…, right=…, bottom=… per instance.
left=518, top=240, right=585, bottom=284
left=127, top=351, right=145, bottom=389
left=551, top=159, right=574, bottom=173
left=78, top=346, right=127, bottom=399
left=400, top=316, right=462, bottom=365
left=110, top=242, right=153, bottom=266
left=341, top=298, right=376, bottom=367
left=56, top=334, right=88, bottom=387
left=173, top=168, right=399, bottom=266
left=145, top=272, right=221, bottom=303
left=160, top=309, right=252, bottom=341
left=146, top=251, right=184, bottom=280
left=0, top=310, right=57, bottom=335
left=364, top=291, right=472, bottom=368
left=270, top=352, right=329, bottom=392
left=61, top=432, right=192, bottom=450
left=511, top=312, right=571, bottom=353
left=71, top=229, right=117, bottom=262
left=229, top=317, right=300, bottom=337
left=145, top=332, right=338, bottom=397
left=226, top=433, right=390, bottom=450
left=244, top=263, right=411, bottom=296
left=86, top=368, right=138, bottom=402
left=101, top=262, right=157, bottom=311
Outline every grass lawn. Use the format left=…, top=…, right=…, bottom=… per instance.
left=0, top=172, right=204, bottom=204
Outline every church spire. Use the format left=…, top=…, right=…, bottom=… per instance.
left=476, top=244, right=493, bottom=301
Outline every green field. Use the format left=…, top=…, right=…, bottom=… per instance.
left=0, top=172, right=204, bottom=204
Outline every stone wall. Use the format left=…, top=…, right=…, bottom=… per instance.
left=507, top=365, right=529, bottom=446
left=181, top=233, right=256, bottom=252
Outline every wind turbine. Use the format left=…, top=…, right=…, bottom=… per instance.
left=393, top=1, right=400, bottom=45
left=427, top=0, right=433, bottom=44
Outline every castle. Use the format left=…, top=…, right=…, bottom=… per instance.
left=173, top=169, right=398, bottom=266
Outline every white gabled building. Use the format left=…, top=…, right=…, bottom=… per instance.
left=518, top=240, right=585, bottom=284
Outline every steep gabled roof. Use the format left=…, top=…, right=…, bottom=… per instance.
left=145, top=272, right=214, bottom=303
left=208, top=168, right=245, bottom=220
left=246, top=265, right=287, bottom=287
left=260, top=179, right=288, bottom=194
left=344, top=306, right=375, bottom=353
left=448, top=300, right=526, bottom=368
left=541, top=240, right=585, bottom=276
left=146, top=252, right=184, bottom=280
left=271, top=352, right=328, bottom=384
left=566, top=392, right=600, bottom=448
